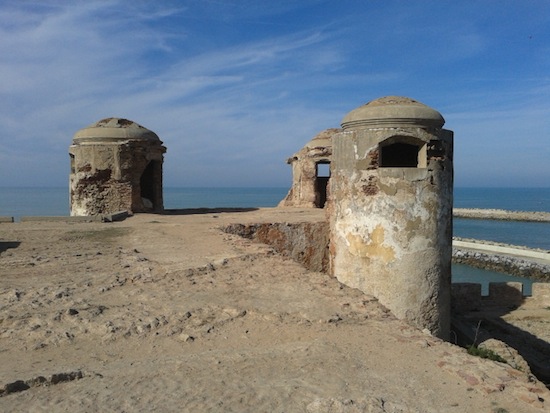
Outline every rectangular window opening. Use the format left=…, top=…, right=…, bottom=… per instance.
left=316, top=162, right=330, bottom=177
left=380, top=142, right=427, bottom=168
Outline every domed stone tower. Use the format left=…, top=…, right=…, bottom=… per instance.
left=69, top=118, right=166, bottom=216
left=328, top=96, right=453, bottom=339
left=279, top=128, right=341, bottom=208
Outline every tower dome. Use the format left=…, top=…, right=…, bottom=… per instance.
left=72, top=118, right=161, bottom=144
left=341, top=96, right=445, bottom=130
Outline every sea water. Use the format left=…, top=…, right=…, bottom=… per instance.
left=1, top=186, right=548, bottom=293
left=0, top=187, right=289, bottom=219
left=2, top=187, right=548, bottom=244
left=454, top=187, right=550, bottom=212
left=453, top=187, right=550, bottom=250
left=164, top=187, right=289, bottom=210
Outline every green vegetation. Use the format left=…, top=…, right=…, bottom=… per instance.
left=467, top=345, right=507, bottom=363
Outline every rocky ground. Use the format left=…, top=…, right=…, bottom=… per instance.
left=1, top=209, right=549, bottom=412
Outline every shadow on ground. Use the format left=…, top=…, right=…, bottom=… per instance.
left=452, top=284, right=550, bottom=388
left=0, top=241, right=21, bottom=254
left=162, top=208, right=258, bottom=215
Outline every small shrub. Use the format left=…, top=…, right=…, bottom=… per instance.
left=467, top=345, right=507, bottom=363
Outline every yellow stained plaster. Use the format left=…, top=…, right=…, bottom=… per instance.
left=346, top=225, right=395, bottom=263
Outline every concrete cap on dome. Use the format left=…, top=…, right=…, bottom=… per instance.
left=72, top=118, right=161, bottom=144
left=341, top=96, right=445, bottom=130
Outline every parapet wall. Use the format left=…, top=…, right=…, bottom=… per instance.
left=223, top=221, right=330, bottom=273
left=223, top=221, right=550, bottom=317
left=452, top=282, right=550, bottom=313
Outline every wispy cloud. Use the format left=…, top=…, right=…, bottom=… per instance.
left=0, top=0, right=549, bottom=187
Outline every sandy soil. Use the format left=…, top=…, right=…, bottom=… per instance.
left=1, top=208, right=549, bottom=412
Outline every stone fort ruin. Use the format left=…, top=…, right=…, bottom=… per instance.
left=69, top=118, right=166, bottom=216
left=278, top=128, right=341, bottom=208
left=70, top=98, right=454, bottom=339
left=281, top=96, right=454, bottom=339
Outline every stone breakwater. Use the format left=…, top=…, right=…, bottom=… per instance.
left=452, top=238, right=550, bottom=281
left=454, top=208, right=550, bottom=222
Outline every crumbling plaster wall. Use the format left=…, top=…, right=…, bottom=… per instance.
left=69, top=140, right=162, bottom=216
left=279, top=128, right=340, bottom=208
left=328, top=127, right=453, bottom=338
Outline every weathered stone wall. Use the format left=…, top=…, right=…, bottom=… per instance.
left=279, top=128, right=340, bottom=208
left=70, top=143, right=131, bottom=216
left=329, top=126, right=453, bottom=338
left=279, top=158, right=319, bottom=208
left=69, top=118, right=165, bottom=216
left=223, top=222, right=329, bottom=273
left=70, top=141, right=163, bottom=215
left=223, top=219, right=550, bottom=315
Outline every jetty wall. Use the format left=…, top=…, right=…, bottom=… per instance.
left=453, top=246, right=550, bottom=281
left=452, top=282, right=550, bottom=313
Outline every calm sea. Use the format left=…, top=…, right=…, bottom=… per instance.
left=1, top=186, right=548, bottom=292
left=2, top=187, right=548, bottom=245
left=453, top=187, right=550, bottom=250
left=0, top=187, right=289, bottom=219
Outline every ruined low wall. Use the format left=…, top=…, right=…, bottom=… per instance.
left=223, top=222, right=550, bottom=317
left=452, top=282, right=550, bottom=313
left=224, top=219, right=549, bottom=273
left=223, top=222, right=329, bottom=273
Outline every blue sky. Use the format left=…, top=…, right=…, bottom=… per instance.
left=1, top=0, right=549, bottom=188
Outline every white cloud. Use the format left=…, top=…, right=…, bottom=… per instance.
left=0, top=1, right=549, bottom=188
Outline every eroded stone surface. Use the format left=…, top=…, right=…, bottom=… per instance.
left=279, top=128, right=341, bottom=208
left=329, top=96, right=453, bottom=339
left=69, top=118, right=166, bottom=216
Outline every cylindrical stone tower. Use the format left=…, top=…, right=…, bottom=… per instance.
left=328, top=96, right=453, bottom=339
left=69, top=118, right=166, bottom=216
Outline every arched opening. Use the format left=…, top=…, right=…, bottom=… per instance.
left=140, top=161, right=159, bottom=211
left=315, top=162, right=330, bottom=208
left=379, top=137, right=426, bottom=168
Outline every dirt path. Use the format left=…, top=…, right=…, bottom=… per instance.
left=1, top=209, right=548, bottom=412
